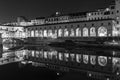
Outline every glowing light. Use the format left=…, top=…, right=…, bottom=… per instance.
left=57, top=73, right=60, bottom=75
left=56, top=12, right=59, bottom=15
left=117, top=72, right=120, bottom=75
left=106, top=78, right=110, bottom=80
left=106, top=8, right=110, bottom=11
left=89, top=73, right=92, bottom=77
left=88, top=13, right=91, bottom=16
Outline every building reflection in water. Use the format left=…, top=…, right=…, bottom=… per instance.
left=19, top=46, right=120, bottom=80
left=1, top=44, right=120, bottom=80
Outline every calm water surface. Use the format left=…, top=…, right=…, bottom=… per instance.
left=1, top=44, right=120, bottom=80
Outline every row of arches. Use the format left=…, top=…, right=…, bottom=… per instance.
left=27, top=50, right=108, bottom=67
left=27, top=26, right=108, bottom=38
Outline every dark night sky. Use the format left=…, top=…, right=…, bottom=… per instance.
left=0, top=0, right=113, bottom=23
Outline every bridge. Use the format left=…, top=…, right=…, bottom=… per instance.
left=2, top=38, right=25, bottom=44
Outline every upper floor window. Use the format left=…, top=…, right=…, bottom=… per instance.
left=111, top=12, right=114, bottom=14
left=104, top=11, right=110, bottom=15
left=117, top=10, right=119, bottom=13
left=111, top=6, right=115, bottom=9
left=108, top=22, right=111, bottom=26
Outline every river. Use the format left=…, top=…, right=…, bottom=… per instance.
left=1, top=44, right=120, bottom=80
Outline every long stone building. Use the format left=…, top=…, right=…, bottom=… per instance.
left=24, top=0, right=120, bottom=44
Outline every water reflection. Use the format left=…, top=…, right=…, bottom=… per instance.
left=1, top=45, right=120, bottom=80
left=17, top=45, right=120, bottom=80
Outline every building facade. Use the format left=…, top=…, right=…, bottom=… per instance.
left=24, top=0, right=120, bottom=44
left=0, top=25, right=26, bottom=39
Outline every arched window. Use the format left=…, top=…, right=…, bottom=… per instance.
left=83, top=55, right=89, bottom=64
left=90, top=27, right=96, bottom=37
left=27, top=31, right=31, bottom=37
left=70, top=29, right=75, bottom=37
left=39, top=30, right=43, bottom=37
left=58, top=29, right=62, bottom=37
left=64, top=53, right=69, bottom=61
left=70, top=54, right=75, bottom=62
left=98, top=56, right=107, bottom=66
left=59, top=52, right=63, bottom=61
left=90, top=55, right=96, bottom=65
left=83, top=27, right=89, bottom=37
left=98, top=27, right=107, bottom=37
left=44, top=51, right=48, bottom=59
left=35, top=30, right=39, bottom=37
left=48, top=30, right=52, bottom=38
left=76, top=54, right=82, bottom=63
left=31, top=30, right=34, bottom=37
left=53, top=30, right=57, bottom=38
left=64, top=28, right=69, bottom=37
left=31, top=51, right=35, bottom=57
left=76, top=28, right=81, bottom=37
left=44, top=30, right=47, bottom=37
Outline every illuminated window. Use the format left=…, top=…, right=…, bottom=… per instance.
left=53, top=30, right=57, bottom=38
left=35, top=51, right=39, bottom=58
left=39, top=50, right=44, bottom=58
left=48, top=30, right=52, bottom=38
left=35, top=30, right=39, bottom=37
left=83, top=55, right=89, bottom=64
left=51, top=51, right=57, bottom=59
left=90, top=55, right=96, bottom=65
left=59, top=52, right=63, bottom=61
left=98, top=56, right=107, bottom=66
left=70, top=29, right=75, bottom=37
left=83, top=28, right=89, bottom=37
left=64, top=53, right=69, bottom=61
left=76, top=28, right=81, bottom=37
left=44, top=30, right=47, bottom=37
left=44, top=51, right=48, bottom=59
left=58, top=29, right=62, bottom=37
left=31, top=30, right=34, bottom=37
left=70, top=54, right=75, bottom=62
left=76, top=54, right=82, bottom=63
left=64, top=28, right=69, bottom=37
left=31, top=51, right=35, bottom=57
left=98, top=27, right=107, bottom=37
left=112, top=58, right=120, bottom=66
left=90, top=27, right=96, bottom=37
left=48, top=51, right=52, bottom=59
left=27, top=31, right=31, bottom=37
left=39, top=30, right=43, bottom=37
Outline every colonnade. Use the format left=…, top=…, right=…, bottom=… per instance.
left=27, top=26, right=108, bottom=38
